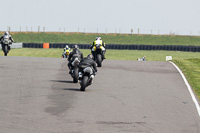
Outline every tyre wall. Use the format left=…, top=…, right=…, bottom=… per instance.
left=22, top=43, right=200, bottom=52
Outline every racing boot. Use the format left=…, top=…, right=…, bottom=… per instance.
left=102, top=51, right=106, bottom=59
left=92, top=51, right=95, bottom=60
left=89, top=75, right=95, bottom=85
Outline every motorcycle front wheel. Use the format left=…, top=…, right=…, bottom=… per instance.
left=4, top=45, right=8, bottom=56
left=80, top=76, right=89, bottom=91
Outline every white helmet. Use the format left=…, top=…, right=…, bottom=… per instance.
left=4, top=31, right=9, bottom=35
left=96, top=37, right=101, bottom=40
left=65, top=45, right=69, bottom=49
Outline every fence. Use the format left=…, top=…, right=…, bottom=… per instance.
left=4, top=26, right=200, bottom=36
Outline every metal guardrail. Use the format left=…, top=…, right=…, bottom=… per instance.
left=0, top=43, right=23, bottom=49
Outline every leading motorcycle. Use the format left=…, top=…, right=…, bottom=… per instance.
left=1, top=36, right=11, bottom=56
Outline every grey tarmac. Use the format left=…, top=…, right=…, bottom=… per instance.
left=0, top=56, right=200, bottom=133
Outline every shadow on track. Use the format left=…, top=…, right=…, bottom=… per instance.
left=50, top=80, right=74, bottom=83
left=50, top=80, right=81, bottom=92
left=62, top=88, right=81, bottom=92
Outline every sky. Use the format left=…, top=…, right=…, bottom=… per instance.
left=1, top=0, right=200, bottom=35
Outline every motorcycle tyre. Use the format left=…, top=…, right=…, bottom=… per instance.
left=97, top=54, right=102, bottom=67
left=4, top=45, right=8, bottom=56
left=73, top=67, right=79, bottom=83
left=80, top=76, right=88, bottom=91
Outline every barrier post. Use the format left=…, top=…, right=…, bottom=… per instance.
left=43, top=43, right=49, bottom=49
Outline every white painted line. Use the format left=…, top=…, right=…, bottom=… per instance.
left=169, top=61, right=200, bottom=117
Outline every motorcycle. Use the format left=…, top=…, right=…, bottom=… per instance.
left=62, top=51, right=70, bottom=58
left=94, top=44, right=104, bottom=67
left=79, top=67, right=95, bottom=91
left=70, top=57, right=80, bottom=83
left=1, top=36, right=11, bottom=56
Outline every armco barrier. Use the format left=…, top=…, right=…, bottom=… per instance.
left=22, top=43, right=200, bottom=52
left=0, top=43, right=23, bottom=49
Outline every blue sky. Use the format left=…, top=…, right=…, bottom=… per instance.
left=1, top=0, right=200, bottom=35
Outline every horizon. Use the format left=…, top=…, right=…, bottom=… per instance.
left=1, top=0, right=200, bottom=36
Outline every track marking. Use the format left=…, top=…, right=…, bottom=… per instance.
left=170, top=61, right=200, bottom=117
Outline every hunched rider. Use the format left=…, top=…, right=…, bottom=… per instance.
left=79, top=54, right=98, bottom=84
left=91, top=37, right=106, bottom=59
left=68, top=45, right=83, bottom=74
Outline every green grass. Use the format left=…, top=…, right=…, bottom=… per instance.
left=173, top=59, right=200, bottom=100
left=4, top=32, right=200, bottom=46
left=4, top=48, right=200, bottom=61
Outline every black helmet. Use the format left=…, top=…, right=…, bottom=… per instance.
left=73, top=45, right=79, bottom=49
left=87, top=54, right=93, bottom=59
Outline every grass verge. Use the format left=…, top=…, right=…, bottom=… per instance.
left=4, top=48, right=200, bottom=61
left=173, top=59, right=200, bottom=100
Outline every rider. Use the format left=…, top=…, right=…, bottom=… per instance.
left=63, top=45, right=71, bottom=58
left=91, top=37, right=106, bottom=59
left=79, top=54, right=98, bottom=84
left=0, top=31, right=14, bottom=51
left=68, top=45, right=83, bottom=74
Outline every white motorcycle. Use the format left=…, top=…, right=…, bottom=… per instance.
left=1, top=36, right=11, bottom=56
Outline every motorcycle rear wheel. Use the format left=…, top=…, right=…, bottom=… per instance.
left=80, top=76, right=88, bottom=91
left=97, top=54, right=102, bottom=67
left=73, top=67, right=79, bottom=83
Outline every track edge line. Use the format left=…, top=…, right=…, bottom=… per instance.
left=169, top=61, right=200, bottom=117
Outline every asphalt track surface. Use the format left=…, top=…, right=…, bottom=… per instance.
left=0, top=56, right=200, bottom=133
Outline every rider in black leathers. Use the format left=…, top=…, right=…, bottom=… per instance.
left=68, top=45, right=83, bottom=73
left=79, top=54, right=98, bottom=75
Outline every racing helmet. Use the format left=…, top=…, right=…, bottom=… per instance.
left=96, top=37, right=101, bottom=40
left=87, top=54, right=93, bottom=59
left=65, top=45, right=69, bottom=49
left=73, top=45, right=79, bottom=49
left=4, top=31, right=9, bottom=35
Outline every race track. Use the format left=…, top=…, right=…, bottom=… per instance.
left=0, top=56, right=200, bottom=133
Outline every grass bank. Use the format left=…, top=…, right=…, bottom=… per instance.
left=173, top=59, right=200, bottom=100
left=4, top=48, right=200, bottom=61
left=2, top=32, right=200, bottom=46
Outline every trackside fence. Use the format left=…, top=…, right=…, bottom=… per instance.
left=22, top=43, right=200, bottom=52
